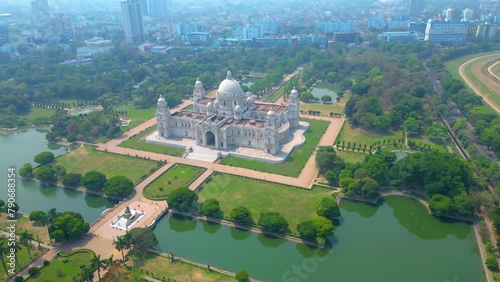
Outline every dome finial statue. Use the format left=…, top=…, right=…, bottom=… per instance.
left=226, top=71, right=232, bottom=80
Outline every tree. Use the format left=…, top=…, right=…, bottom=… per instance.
left=299, top=92, right=314, bottom=102
left=81, top=171, right=107, bottom=191
left=34, top=151, right=55, bottom=165
left=311, top=216, right=335, bottom=238
left=297, top=220, right=317, bottom=242
left=128, top=228, right=158, bottom=255
left=235, top=270, right=250, bottom=282
left=49, top=211, right=89, bottom=242
left=62, top=173, right=82, bottom=187
left=316, top=197, right=341, bottom=221
left=167, top=187, right=198, bottom=212
left=229, top=207, right=254, bottom=226
left=321, top=95, right=332, bottom=103
left=35, top=166, right=57, bottom=183
left=113, top=236, right=127, bottom=261
left=29, top=210, right=47, bottom=223
left=79, top=265, right=94, bottom=282
left=486, top=254, right=499, bottom=270
left=258, top=212, right=289, bottom=234
left=103, top=175, right=134, bottom=198
left=200, top=199, right=222, bottom=218
left=90, top=254, right=103, bottom=280
left=453, top=191, right=476, bottom=217
left=315, top=146, right=345, bottom=175
left=19, top=163, right=33, bottom=177
left=102, top=255, right=115, bottom=270
left=429, top=194, right=454, bottom=217
left=19, top=230, right=34, bottom=259
left=404, top=117, right=420, bottom=135
left=28, top=266, right=40, bottom=276
left=425, top=122, right=447, bottom=138
left=3, top=202, right=19, bottom=214
left=0, top=238, right=9, bottom=275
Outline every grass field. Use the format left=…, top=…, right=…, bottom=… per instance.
left=119, top=125, right=185, bottom=156
left=30, top=250, right=94, bottom=281
left=23, top=108, right=57, bottom=122
left=444, top=51, right=500, bottom=79
left=0, top=214, right=50, bottom=245
left=182, top=104, right=194, bottom=111
left=335, top=150, right=366, bottom=164
left=0, top=236, right=47, bottom=280
left=56, top=145, right=158, bottom=185
left=143, top=164, right=206, bottom=200
left=337, top=123, right=403, bottom=147
left=128, top=252, right=234, bottom=282
left=219, top=118, right=329, bottom=177
left=115, top=103, right=156, bottom=121
left=463, top=57, right=500, bottom=111
left=198, top=173, right=334, bottom=235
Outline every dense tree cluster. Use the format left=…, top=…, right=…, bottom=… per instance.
left=229, top=206, right=254, bottom=226
left=48, top=111, right=121, bottom=142
left=103, top=175, right=134, bottom=198
left=257, top=212, right=289, bottom=234
left=199, top=198, right=222, bottom=218
left=315, top=146, right=345, bottom=186
left=167, top=187, right=198, bottom=212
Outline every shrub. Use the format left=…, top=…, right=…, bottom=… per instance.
left=28, top=266, right=40, bottom=276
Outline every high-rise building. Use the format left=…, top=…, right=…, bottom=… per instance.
left=175, top=23, right=198, bottom=36
left=51, top=13, right=72, bottom=35
left=476, top=23, right=497, bottom=38
left=424, top=19, right=468, bottom=44
left=149, top=0, right=168, bottom=18
left=244, top=24, right=261, bottom=39
left=255, top=19, right=278, bottom=36
left=0, top=24, right=8, bottom=44
left=139, top=0, right=149, bottom=17
left=462, top=9, right=474, bottom=22
left=443, top=8, right=461, bottom=22
left=408, top=0, right=425, bottom=18
left=31, top=0, right=50, bottom=29
left=121, top=0, right=145, bottom=44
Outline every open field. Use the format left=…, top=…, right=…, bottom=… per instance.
left=0, top=214, right=50, bottom=245
left=119, top=125, right=185, bottom=156
left=30, top=250, right=94, bottom=282
left=115, top=103, right=156, bottom=121
left=56, top=145, right=158, bottom=184
left=219, top=118, right=329, bottom=177
left=198, top=173, right=334, bottom=235
left=460, top=54, right=500, bottom=113
left=335, top=150, right=366, bottom=164
left=337, top=123, right=403, bottom=146
left=23, top=108, right=57, bottom=122
left=144, top=164, right=206, bottom=200
left=128, top=252, right=234, bottom=282
left=300, top=91, right=350, bottom=115
left=445, top=51, right=499, bottom=79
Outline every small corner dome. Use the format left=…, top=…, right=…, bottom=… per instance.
left=267, top=109, right=275, bottom=117
left=158, top=95, right=165, bottom=103
left=195, top=79, right=202, bottom=85
left=246, top=96, right=254, bottom=103
left=234, top=105, right=242, bottom=112
left=207, top=101, right=213, bottom=108
left=290, top=87, right=298, bottom=96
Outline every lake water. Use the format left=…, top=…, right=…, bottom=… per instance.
left=241, top=76, right=261, bottom=88
left=0, top=129, right=113, bottom=222
left=311, top=82, right=338, bottom=101
left=393, top=150, right=412, bottom=161
left=153, top=196, right=485, bottom=282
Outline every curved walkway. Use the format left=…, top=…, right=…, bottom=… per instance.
left=458, top=53, right=500, bottom=113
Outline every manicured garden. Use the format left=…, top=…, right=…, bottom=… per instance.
left=127, top=251, right=235, bottom=282
left=197, top=173, right=334, bottom=235
left=56, top=145, right=159, bottom=185
left=219, top=118, right=329, bottom=177
left=143, top=164, right=206, bottom=200
left=29, top=249, right=94, bottom=281
left=335, top=150, right=366, bottom=164
left=119, top=125, right=185, bottom=157
left=0, top=243, right=47, bottom=280
left=300, top=91, right=350, bottom=116
left=115, top=103, right=156, bottom=121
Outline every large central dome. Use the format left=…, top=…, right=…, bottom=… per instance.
left=217, top=71, right=244, bottom=97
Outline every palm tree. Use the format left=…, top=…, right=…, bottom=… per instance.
left=47, top=208, right=59, bottom=225
left=19, top=231, right=34, bottom=259
left=90, top=254, right=103, bottom=280
left=38, top=214, right=52, bottom=245
left=79, top=265, right=94, bottom=282
left=102, top=255, right=114, bottom=270
left=0, top=238, right=10, bottom=275
left=11, top=242, right=22, bottom=268
left=123, top=232, right=134, bottom=251
left=113, top=236, right=127, bottom=261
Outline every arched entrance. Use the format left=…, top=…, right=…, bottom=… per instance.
left=206, top=131, right=215, bottom=146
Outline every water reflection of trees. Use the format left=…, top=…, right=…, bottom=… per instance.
left=230, top=227, right=252, bottom=241
left=84, top=193, right=113, bottom=209
left=257, top=234, right=287, bottom=248
left=168, top=214, right=197, bottom=232
left=340, top=199, right=379, bottom=218
left=201, top=221, right=221, bottom=234
left=386, top=196, right=470, bottom=240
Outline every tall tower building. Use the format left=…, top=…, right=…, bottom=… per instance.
left=139, top=0, right=149, bottom=16
left=0, top=24, right=8, bottom=44
left=149, top=0, right=168, bottom=18
left=31, top=0, right=50, bottom=29
left=462, top=9, right=474, bottom=22
left=121, top=0, right=145, bottom=44
left=408, top=0, right=425, bottom=18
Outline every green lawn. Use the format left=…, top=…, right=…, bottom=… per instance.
left=56, top=145, right=159, bottom=185
left=300, top=91, right=350, bottom=116
left=23, top=108, right=57, bottom=122
left=115, top=103, right=156, bottom=121
left=492, top=61, right=500, bottom=77
left=0, top=214, right=50, bottom=245
left=143, top=164, right=206, bottom=200
left=128, top=252, right=235, bottom=282
left=219, top=119, right=329, bottom=177
left=0, top=240, right=47, bottom=280
left=182, top=104, right=194, bottom=111
left=119, top=125, right=185, bottom=157
left=198, top=173, right=334, bottom=235
left=337, top=123, right=403, bottom=147
left=30, top=250, right=94, bottom=282
left=444, top=51, right=499, bottom=79
left=335, top=150, right=366, bottom=164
